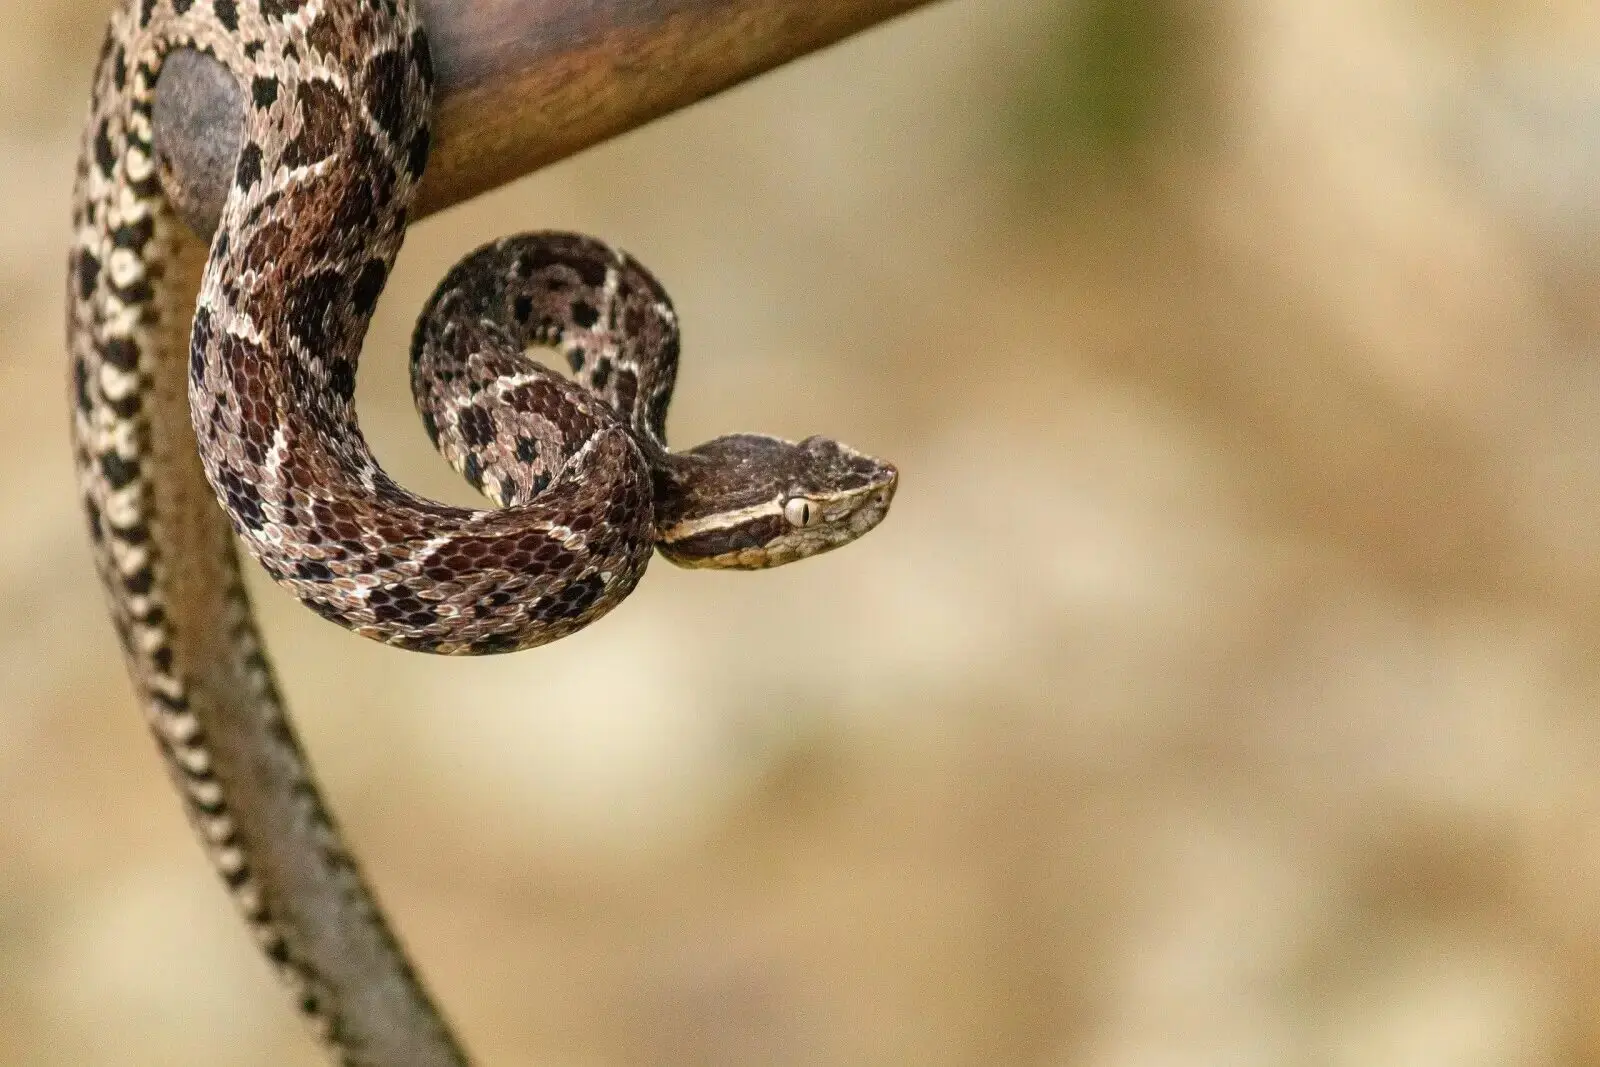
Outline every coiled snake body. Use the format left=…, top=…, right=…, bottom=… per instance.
left=68, top=1, right=897, bottom=1062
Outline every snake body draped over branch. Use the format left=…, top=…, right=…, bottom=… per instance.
left=67, top=0, right=897, bottom=1061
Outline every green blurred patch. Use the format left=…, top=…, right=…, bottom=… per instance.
left=1009, top=0, right=1205, bottom=194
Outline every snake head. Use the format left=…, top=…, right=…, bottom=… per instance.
left=654, top=433, right=898, bottom=569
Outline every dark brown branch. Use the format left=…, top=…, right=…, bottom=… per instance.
left=152, top=0, right=942, bottom=238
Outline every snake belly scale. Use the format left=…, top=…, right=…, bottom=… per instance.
left=67, top=0, right=897, bottom=1062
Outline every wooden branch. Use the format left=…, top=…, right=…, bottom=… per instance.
left=152, top=0, right=943, bottom=238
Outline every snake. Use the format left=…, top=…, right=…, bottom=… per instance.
left=67, top=0, right=898, bottom=1062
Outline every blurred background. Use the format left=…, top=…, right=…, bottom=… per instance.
left=7, top=0, right=1600, bottom=1062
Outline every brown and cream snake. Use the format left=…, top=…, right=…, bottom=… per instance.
left=67, top=0, right=897, bottom=1061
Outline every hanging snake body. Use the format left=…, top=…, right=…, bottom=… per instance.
left=68, top=0, right=897, bottom=1062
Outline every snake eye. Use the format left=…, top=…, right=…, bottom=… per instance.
left=783, top=496, right=821, bottom=528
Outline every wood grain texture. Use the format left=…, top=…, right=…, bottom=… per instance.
left=152, top=0, right=942, bottom=237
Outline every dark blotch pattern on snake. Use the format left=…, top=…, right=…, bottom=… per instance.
left=68, top=0, right=896, bottom=1063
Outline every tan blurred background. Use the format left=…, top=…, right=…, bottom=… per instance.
left=9, top=0, right=1600, bottom=1063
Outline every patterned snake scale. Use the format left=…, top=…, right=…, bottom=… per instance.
left=67, top=0, right=897, bottom=1062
